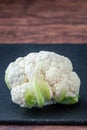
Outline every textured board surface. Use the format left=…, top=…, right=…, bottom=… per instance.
left=0, top=44, right=87, bottom=125
left=0, top=0, right=87, bottom=44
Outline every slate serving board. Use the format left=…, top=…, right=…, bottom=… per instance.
left=0, top=44, right=87, bottom=125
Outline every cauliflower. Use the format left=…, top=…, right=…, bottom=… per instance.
left=5, top=51, right=81, bottom=108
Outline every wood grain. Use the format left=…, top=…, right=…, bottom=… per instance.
left=0, top=125, right=87, bottom=130
left=0, top=0, right=87, bottom=43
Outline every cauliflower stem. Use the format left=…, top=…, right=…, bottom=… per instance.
left=25, top=64, right=51, bottom=108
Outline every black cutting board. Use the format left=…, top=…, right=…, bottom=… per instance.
left=0, top=44, right=87, bottom=125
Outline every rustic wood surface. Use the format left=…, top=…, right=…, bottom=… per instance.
left=0, top=0, right=87, bottom=129
left=0, top=125, right=87, bottom=130
left=0, top=0, right=87, bottom=43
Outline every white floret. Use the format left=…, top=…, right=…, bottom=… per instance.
left=11, top=83, right=29, bottom=107
left=67, top=72, right=80, bottom=96
left=5, top=65, right=28, bottom=88
left=53, top=72, right=80, bottom=98
left=5, top=51, right=81, bottom=107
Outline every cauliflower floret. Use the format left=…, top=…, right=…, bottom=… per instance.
left=11, top=83, right=29, bottom=107
left=67, top=72, right=80, bottom=96
left=5, top=60, right=28, bottom=88
left=53, top=72, right=80, bottom=99
left=45, top=67, right=61, bottom=85
left=5, top=51, right=81, bottom=108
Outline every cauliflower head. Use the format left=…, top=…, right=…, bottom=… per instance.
left=5, top=51, right=81, bottom=108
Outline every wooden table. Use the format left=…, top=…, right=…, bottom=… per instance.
left=0, top=0, right=87, bottom=129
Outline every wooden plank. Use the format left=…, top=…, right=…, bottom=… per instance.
left=0, top=125, right=87, bottom=130
left=0, top=0, right=87, bottom=43
left=0, top=25, right=86, bottom=43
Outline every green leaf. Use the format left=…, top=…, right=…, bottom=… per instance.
left=5, top=73, right=11, bottom=90
left=41, top=81, right=51, bottom=100
left=34, top=67, right=51, bottom=107
left=25, top=63, right=51, bottom=108
left=59, top=95, right=79, bottom=105
left=34, top=78, right=45, bottom=108
left=25, top=88, right=36, bottom=108
left=25, top=64, right=50, bottom=107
